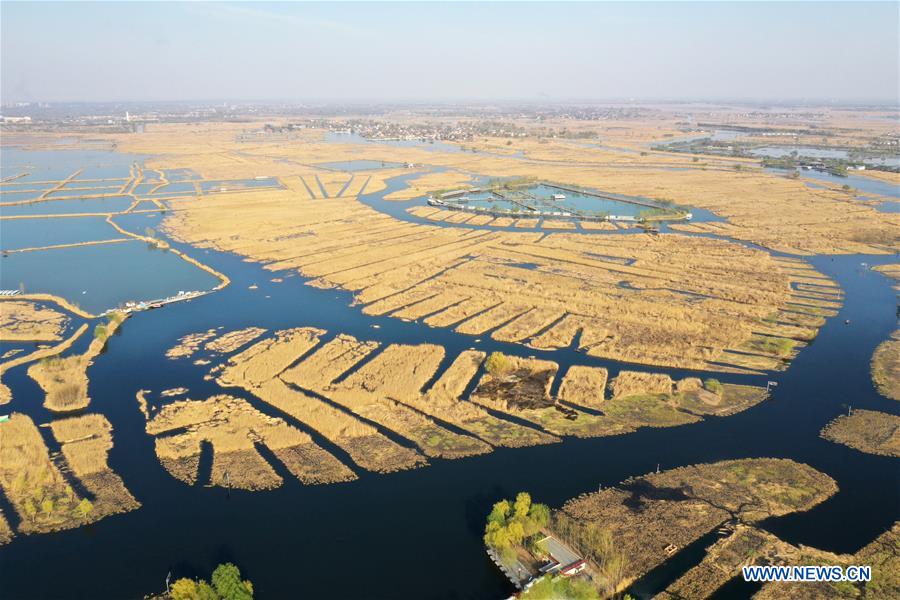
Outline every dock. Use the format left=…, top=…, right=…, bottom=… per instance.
left=116, top=290, right=206, bottom=315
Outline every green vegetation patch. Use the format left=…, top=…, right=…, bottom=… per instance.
left=485, top=492, right=551, bottom=562
left=170, top=563, right=254, bottom=600
left=519, top=575, right=600, bottom=600
left=601, top=393, right=700, bottom=428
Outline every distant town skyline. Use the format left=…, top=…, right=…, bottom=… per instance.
left=2, top=1, right=898, bottom=104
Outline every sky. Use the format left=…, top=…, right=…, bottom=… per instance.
left=2, top=1, right=898, bottom=104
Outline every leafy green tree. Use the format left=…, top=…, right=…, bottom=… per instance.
left=41, top=498, right=54, bottom=516
left=487, top=499, right=511, bottom=525
left=513, top=492, right=532, bottom=519
left=528, top=503, right=550, bottom=532
left=506, top=520, right=526, bottom=546
left=212, top=563, right=253, bottom=600
left=196, top=581, right=220, bottom=600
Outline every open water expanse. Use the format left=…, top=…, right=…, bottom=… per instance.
left=0, top=147, right=898, bottom=599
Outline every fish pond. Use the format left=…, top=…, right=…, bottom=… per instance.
left=441, top=183, right=685, bottom=220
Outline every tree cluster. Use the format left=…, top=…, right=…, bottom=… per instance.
left=170, top=563, right=253, bottom=600
left=484, top=492, right=550, bottom=561
left=552, top=514, right=629, bottom=597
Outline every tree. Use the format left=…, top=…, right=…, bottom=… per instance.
left=487, top=499, right=511, bottom=525
left=513, top=492, right=532, bottom=519
left=703, top=378, right=724, bottom=395
left=590, top=525, right=629, bottom=596
left=528, top=503, right=551, bottom=531
left=485, top=352, right=511, bottom=376
left=212, top=563, right=253, bottom=600
left=41, top=498, right=54, bottom=517
left=506, top=520, right=526, bottom=546
left=170, top=579, right=199, bottom=600
left=24, top=499, right=37, bottom=523
left=196, top=582, right=220, bottom=600
left=74, top=498, right=93, bottom=518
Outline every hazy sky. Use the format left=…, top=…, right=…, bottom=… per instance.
left=2, top=1, right=898, bottom=103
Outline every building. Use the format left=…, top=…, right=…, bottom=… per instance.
left=538, top=535, right=586, bottom=576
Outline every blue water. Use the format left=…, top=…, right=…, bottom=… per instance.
left=316, top=159, right=406, bottom=171
left=799, top=169, right=899, bottom=200
left=656, top=129, right=746, bottom=147
left=0, top=146, right=137, bottom=183
left=324, top=131, right=465, bottom=154
left=460, top=185, right=656, bottom=218
left=0, top=190, right=45, bottom=203
left=131, top=182, right=160, bottom=196
left=766, top=167, right=899, bottom=215
left=64, top=179, right=127, bottom=190
left=749, top=146, right=900, bottom=169
left=361, top=171, right=723, bottom=234
left=751, top=146, right=849, bottom=160
left=1, top=195, right=136, bottom=216
left=46, top=187, right=124, bottom=199
left=198, top=177, right=282, bottom=193
left=1, top=182, right=56, bottom=193
left=153, top=182, right=197, bottom=195
left=163, top=168, right=202, bottom=181
left=1, top=216, right=125, bottom=251
left=0, top=239, right=220, bottom=313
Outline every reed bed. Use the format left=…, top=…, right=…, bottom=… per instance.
left=0, top=301, right=68, bottom=342
left=557, top=459, right=837, bottom=585
left=146, top=394, right=355, bottom=489
left=162, top=182, right=835, bottom=371
left=28, top=312, right=127, bottom=412
left=49, top=414, right=141, bottom=517
left=820, top=409, right=900, bottom=457
left=871, top=331, right=900, bottom=401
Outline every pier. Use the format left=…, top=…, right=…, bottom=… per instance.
left=118, top=290, right=206, bottom=315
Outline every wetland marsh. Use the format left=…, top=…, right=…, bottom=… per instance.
left=0, top=124, right=897, bottom=599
